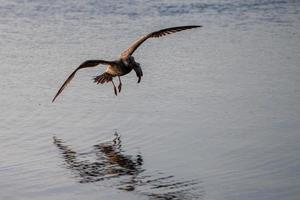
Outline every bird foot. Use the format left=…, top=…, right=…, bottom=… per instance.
left=118, top=83, right=122, bottom=93
left=113, top=86, right=118, bottom=96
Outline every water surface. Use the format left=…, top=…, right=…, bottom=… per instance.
left=1, top=0, right=300, bottom=199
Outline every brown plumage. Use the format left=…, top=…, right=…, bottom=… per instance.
left=52, top=25, right=202, bottom=102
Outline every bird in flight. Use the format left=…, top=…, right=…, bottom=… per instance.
left=52, top=25, right=202, bottom=102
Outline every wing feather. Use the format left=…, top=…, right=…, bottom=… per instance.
left=52, top=60, right=114, bottom=102
left=121, top=25, right=202, bottom=58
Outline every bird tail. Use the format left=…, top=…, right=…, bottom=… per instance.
left=93, top=72, right=113, bottom=84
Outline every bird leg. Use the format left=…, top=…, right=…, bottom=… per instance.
left=111, top=80, right=117, bottom=96
left=118, top=76, right=122, bottom=93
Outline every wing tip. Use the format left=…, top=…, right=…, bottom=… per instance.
left=52, top=95, right=58, bottom=103
left=52, top=87, right=64, bottom=103
left=180, top=25, right=202, bottom=29
left=187, top=25, right=202, bottom=28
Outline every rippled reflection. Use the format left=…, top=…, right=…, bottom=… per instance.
left=53, top=133, right=204, bottom=199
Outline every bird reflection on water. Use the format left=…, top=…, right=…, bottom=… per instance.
left=53, top=133, right=204, bottom=199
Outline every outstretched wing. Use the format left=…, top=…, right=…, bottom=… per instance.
left=52, top=60, right=114, bottom=102
left=120, top=25, right=202, bottom=59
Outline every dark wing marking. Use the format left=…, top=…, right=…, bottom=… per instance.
left=52, top=60, right=114, bottom=102
left=121, top=25, right=202, bottom=58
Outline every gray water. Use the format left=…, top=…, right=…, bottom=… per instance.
left=1, top=0, right=300, bottom=199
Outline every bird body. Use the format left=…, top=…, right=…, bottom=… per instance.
left=52, top=25, right=202, bottom=102
left=105, top=59, right=132, bottom=76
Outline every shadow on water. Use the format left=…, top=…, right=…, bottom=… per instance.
left=53, top=132, right=204, bottom=200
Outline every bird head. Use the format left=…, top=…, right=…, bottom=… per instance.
left=128, top=56, right=135, bottom=64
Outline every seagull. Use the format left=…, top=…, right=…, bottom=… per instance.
left=52, top=25, right=202, bottom=102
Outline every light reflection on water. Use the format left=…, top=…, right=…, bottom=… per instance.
left=53, top=132, right=204, bottom=199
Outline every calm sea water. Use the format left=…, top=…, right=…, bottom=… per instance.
left=1, top=0, right=300, bottom=199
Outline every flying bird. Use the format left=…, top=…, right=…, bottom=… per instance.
left=52, top=25, right=202, bottom=102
